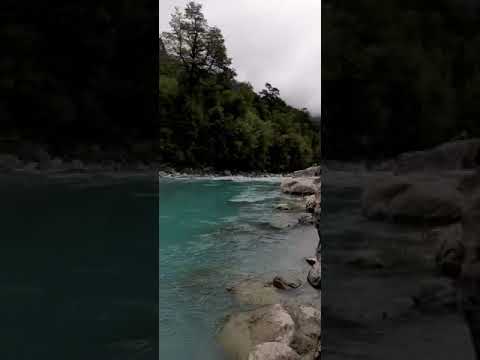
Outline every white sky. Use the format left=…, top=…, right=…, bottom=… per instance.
left=159, top=0, right=321, bottom=115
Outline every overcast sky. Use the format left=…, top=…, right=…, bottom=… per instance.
left=159, top=0, right=321, bottom=115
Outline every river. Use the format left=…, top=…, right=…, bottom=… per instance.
left=159, top=176, right=320, bottom=359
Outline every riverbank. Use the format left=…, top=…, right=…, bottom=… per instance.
left=320, top=168, right=476, bottom=359
left=159, top=175, right=322, bottom=360
left=216, top=166, right=322, bottom=360
left=0, top=152, right=295, bottom=181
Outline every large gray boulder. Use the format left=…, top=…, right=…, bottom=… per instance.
left=219, top=304, right=296, bottom=360
left=412, top=278, right=458, bottom=313
left=427, top=223, right=465, bottom=277
left=285, top=305, right=321, bottom=359
left=292, top=166, right=321, bottom=178
left=362, top=175, right=464, bottom=225
left=362, top=177, right=412, bottom=220
left=394, top=138, right=480, bottom=174
left=0, top=154, right=21, bottom=170
left=388, top=181, right=463, bottom=224
left=280, top=178, right=317, bottom=196
left=306, top=257, right=321, bottom=289
left=248, top=342, right=300, bottom=360
left=219, top=303, right=320, bottom=360
left=226, top=278, right=281, bottom=306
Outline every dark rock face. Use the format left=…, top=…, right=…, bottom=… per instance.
left=412, top=278, right=458, bottom=313
left=346, top=250, right=386, bottom=270
left=394, top=138, right=480, bottom=174
left=362, top=175, right=464, bottom=225
left=428, top=224, right=465, bottom=278
left=306, top=257, right=321, bottom=290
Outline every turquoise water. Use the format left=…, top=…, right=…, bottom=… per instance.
left=159, top=177, right=319, bottom=360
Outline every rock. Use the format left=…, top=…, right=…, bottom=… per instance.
left=0, top=154, right=21, bottom=170
left=268, top=214, right=300, bottom=230
left=389, top=181, right=463, bottom=224
left=219, top=304, right=296, bottom=360
left=362, top=177, right=412, bottom=220
left=457, top=168, right=480, bottom=194
left=275, top=203, right=291, bottom=211
left=394, top=138, right=480, bottom=174
left=298, top=214, right=314, bottom=226
left=305, top=195, right=316, bottom=214
left=50, top=157, right=63, bottom=169
left=292, top=166, right=321, bottom=178
left=425, top=223, right=465, bottom=277
left=70, top=159, right=85, bottom=171
left=18, top=144, right=50, bottom=163
left=227, top=279, right=280, bottom=306
left=306, top=257, right=321, bottom=289
left=248, top=342, right=300, bottom=360
left=412, top=278, right=458, bottom=312
left=272, top=276, right=302, bottom=290
left=370, top=159, right=396, bottom=171
left=346, top=250, right=385, bottom=269
left=23, top=162, right=38, bottom=171
left=460, top=187, right=480, bottom=281
left=281, top=178, right=317, bottom=196
left=362, top=175, right=464, bottom=225
left=285, top=305, right=321, bottom=359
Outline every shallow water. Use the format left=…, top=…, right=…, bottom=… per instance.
left=159, top=177, right=319, bottom=360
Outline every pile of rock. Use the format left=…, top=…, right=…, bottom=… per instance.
left=394, top=138, right=480, bottom=175
left=361, top=174, right=464, bottom=225
left=220, top=165, right=323, bottom=360
left=218, top=304, right=321, bottom=360
left=360, top=138, right=480, bottom=322
left=280, top=178, right=318, bottom=196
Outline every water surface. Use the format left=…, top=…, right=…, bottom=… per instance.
left=159, top=177, right=319, bottom=359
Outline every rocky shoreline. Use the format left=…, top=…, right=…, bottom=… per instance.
left=322, top=138, right=480, bottom=359
left=217, top=137, right=480, bottom=359
left=218, top=165, right=322, bottom=360
left=0, top=150, right=294, bottom=180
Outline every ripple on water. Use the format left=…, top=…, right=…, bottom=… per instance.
left=159, top=178, right=318, bottom=360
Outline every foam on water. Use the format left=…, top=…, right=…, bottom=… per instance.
left=229, top=186, right=280, bottom=204
left=159, top=173, right=285, bottom=183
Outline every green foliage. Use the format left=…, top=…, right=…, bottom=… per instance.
left=159, top=2, right=320, bottom=171
left=323, top=0, right=480, bottom=160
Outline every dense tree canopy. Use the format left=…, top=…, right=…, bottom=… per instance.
left=159, top=2, right=320, bottom=172
left=322, top=0, right=480, bottom=160
left=1, top=1, right=157, bottom=160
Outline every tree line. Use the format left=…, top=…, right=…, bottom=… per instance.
left=1, top=1, right=157, bottom=161
left=159, top=2, right=320, bottom=172
left=322, top=0, right=480, bottom=160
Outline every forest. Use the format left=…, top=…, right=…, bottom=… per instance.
left=322, top=0, right=480, bottom=160
left=159, top=2, right=321, bottom=172
left=1, top=1, right=157, bottom=161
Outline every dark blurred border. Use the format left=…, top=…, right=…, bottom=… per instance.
left=0, top=1, right=159, bottom=359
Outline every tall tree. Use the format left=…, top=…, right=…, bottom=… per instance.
left=161, top=1, right=234, bottom=89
